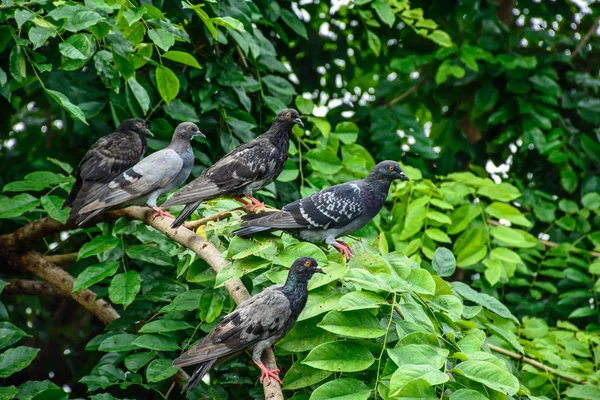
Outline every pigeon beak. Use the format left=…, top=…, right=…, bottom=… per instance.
left=193, top=131, right=206, bottom=139
left=314, top=266, right=325, bottom=274
left=399, top=172, right=409, bottom=181
left=143, top=127, right=154, bottom=137
left=294, top=118, right=304, bottom=128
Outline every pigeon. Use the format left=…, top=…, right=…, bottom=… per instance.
left=72, top=123, right=205, bottom=226
left=162, top=109, right=303, bottom=228
left=173, top=256, right=324, bottom=392
left=232, top=161, right=409, bottom=260
left=65, top=118, right=154, bottom=219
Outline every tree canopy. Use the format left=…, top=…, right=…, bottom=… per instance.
left=1, top=0, right=600, bottom=399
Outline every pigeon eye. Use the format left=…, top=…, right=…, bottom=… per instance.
left=388, top=166, right=395, bottom=171
left=186, top=126, right=191, bottom=131
left=136, top=122, right=142, bottom=128
left=285, top=113, right=291, bottom=119
left=304, top=260, right=312, bottom=267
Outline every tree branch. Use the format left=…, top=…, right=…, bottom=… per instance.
left=572, top=13, right=600, bottom=59
left=183, top=208, right=242, bottom=231
left=488, top=344, right=585, bottom=384
left=3, top=278, right=66, bottom=297
left=1, top=207, right=284, bottom=399
left=44, top=252, right=78, bottom=267
left=384, top=80, right=425, bottom=108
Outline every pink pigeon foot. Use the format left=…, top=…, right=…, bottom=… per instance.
left=255, top=362, right=282, bottom=385
left=150, top=206, right=174, bottom=219
left=241, top=195, right=265, bottom=213
left=333, top=240, right=354, bottom=261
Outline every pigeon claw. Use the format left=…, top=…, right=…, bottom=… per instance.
left=255, top=362, right=282, bottom=385
left=334, top=240, right=354, bottom=261
left=150, top=206, right=174, bottom=219
left=240, top=196, right=266, bottom=214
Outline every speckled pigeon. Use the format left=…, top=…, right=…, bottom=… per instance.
left=65, top=119, right=153, bottom=220
left=233, top=161, right=409, bottom=260
left=72, top=123, right=205, bottom=226
left=162, top=109, right=303, bottom=228
left=173, top=256, right=324, bottom=392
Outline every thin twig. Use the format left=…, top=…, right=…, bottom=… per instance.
left=183, top=208, right=241, bottom=231
left=488, top=344, right=585, bottom=384
left=236, top=45, right=249, bottom=68
left=572, top=14, right=600, bottom=59
left=385, top=80, right=426, bottom=107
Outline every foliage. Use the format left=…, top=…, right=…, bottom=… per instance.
left=1, top=0, right=600, bottom=399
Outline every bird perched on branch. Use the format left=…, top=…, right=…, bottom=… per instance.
left=65, top=118, right=153, bottom=221
left=71, top=123, right=205, bottom=226
left=173, top=256, right=324, bottom=392
left=162, top=109, right=303, bottom=228
left=233, top=161, right=409, bottom=260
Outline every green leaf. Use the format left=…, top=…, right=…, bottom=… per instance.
left=163, top=99, right=199, bottom=122
left=338, top=291, right=385, bottom=311
left=425, top=228, right=451, bottom=243
left=29, top=27, right=55, bottom=50
left=146, top=358, right=178, bottom=382
left=77, top=236, right=120, bottom=260
left=124, top=351, right=156, bottom=372
left=452, top=282, right=518, bottom=323
left=282, top=360, right=332, bottom=390
left=64, top=11, right=104, bottom=32
left=162, top=51, right=201, bottom=69
left=388, top=344, right=449, bottom=369
left=429, top=295, right=463, bottom=320
left=126, top=244, right=173, bottom=266
left=303, top=341, right=375, bottom=372
left=139, top=320, right=193, bottom=333
left=0, top=323, right=28, bottom=351
left=389, top=364, right=449, bottom=396
left=490, top=248, right=522, bottom=265
left=560, top=168, right=578, bottom=193
left=211, top=16, right=245, bottom=31
left=428, top=30, right=452, bottom=47
left=160, top=290, right=202, bottom=313
left=280, top=9, right=308, bottom=40
left=309, top=378, right=371, bottom=400
left=404, top=268, right=436, bottom=295
left=47, top=158, right=73, bottom=174
left=565, top=385, right=600, bottom=399
left=477, top=183, right=521, bottom=202
left=0, top=386, right=17, bottom=399
left=432, top=247, right=456, bottom=277
left=98, top=333, right=137, bottom=352
left=59, top=33, right=95, bottom=60
left=582, top=193, right=600, bottom=210
left=318, top=310, right=386, bottom=338
left=450, top=389, right=488, bottom=400
left=0, top=194, right=39, bottom=219
left=108, top=271, right=141, bottom=309
left=40, top=195, right=68, bottom=224
left=148, top=28, right=174, bottom=51
left=366, top=30, right=381, bottom=56
left=484, top=258, right=502, bottom=286
left=435, top=60, right=465, bottom=84
left=372, top=0, right=395, bottom=27
left=263, top=75, right=296, bottom=96
left=72, top=260, right=120, bottom=292
left=474, top=82, right=499, bottom=111
left=133, top=334, right=180, bottom=351
left=333, top=122, right=359, bottom=144
left=453, top=359, right=519, bottom=396
left=308, top=117, right=331, bottom=136
left=295, top=95, right=313, bottom=115
left=276, top=242, right=328, bottom=267
left=0, top=346, right=39, bottom=378
left=305, top=149, right=343, bottom=174
left=127, top=77, right=150, bottom=114
left=485, top=202, right=532, bottom=227
left=45, top=89, right=87, bottom=125
left=155, top=66, right=179, bottom=104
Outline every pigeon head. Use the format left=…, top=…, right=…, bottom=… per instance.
left=287, top=257, right=325, bottom=283
left=174, top=122, right=206, bottom=141
left=273, top=109, right=304, bottom=129
left=369, top=161, right=409, bottom=182
left=118, top=118, right=154, bottom=137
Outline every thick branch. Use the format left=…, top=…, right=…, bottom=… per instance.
left=488, top=344, right=585, bottom=384
left=44, top=252, right=78, bottom=267
left=572, top=14, right=600, bottom=59
left=3, top=278, right=66, bottom=297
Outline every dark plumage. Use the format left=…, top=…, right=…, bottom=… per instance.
left=232, top=161, right=409, bottom=260
left=65, top=119, right=153, bottom=219
left=71, top=123, right=205, bottom=226
left=173, top=257, right=324, bottom=393
left=163, top=109, right=303, bottom=228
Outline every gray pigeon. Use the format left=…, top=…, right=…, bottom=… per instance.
left=173, top=256, right=324, bottom=392
left=65, top=118, right=154, bottom=221
left=73, top=123, right=205, bottom=226
left=162, top=109, right=303, bottom=228
left=232, top=161, right=409, bottom=260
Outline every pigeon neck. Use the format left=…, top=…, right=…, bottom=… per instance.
left=282, top=273, right=309, bottom=317
left=137, top=132, right=148, bottom=154
left=264, top=124, right=292, bottom=146
left=362, top=176, right=392, bottom=210
left=168, top=138, right=191, bottom=154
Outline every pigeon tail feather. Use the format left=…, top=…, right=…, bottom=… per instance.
left=181, top=359, right=216, bottom=393
left=75, top=208, right=105, bottom=227
left=171, top=201, right=201, bottom=228
left=231, top=225, right=272, bottom=237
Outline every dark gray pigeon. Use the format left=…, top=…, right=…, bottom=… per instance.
left=232, top=161, right=409, bottom=260
left=72, top=123, right=205, bottom=226
left=173, top=256, right=324, bottom=392
left=162, top=109, right=303, bottom=228
left=65, top=119, right=154, bottom=220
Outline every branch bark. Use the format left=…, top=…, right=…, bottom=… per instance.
left=44, top=252, right=78, bottom=267
left=3, top=278, right=66, bottom=297
left=183, top=208, right=241, bottom=231
left=572, top=13, right=600, bottom=59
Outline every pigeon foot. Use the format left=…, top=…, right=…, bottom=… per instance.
left=150, top=206, right=174, bottom=219
left=333, top=240, right=354, bottom=261
left=255, top=362, right=282, bottom=384
left=239, top=196, right=265, bottom=214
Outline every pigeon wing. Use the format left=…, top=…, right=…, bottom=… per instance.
left=78, top=149, right=183, bottom=213
left=173, top=286, right=291, bottom=368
